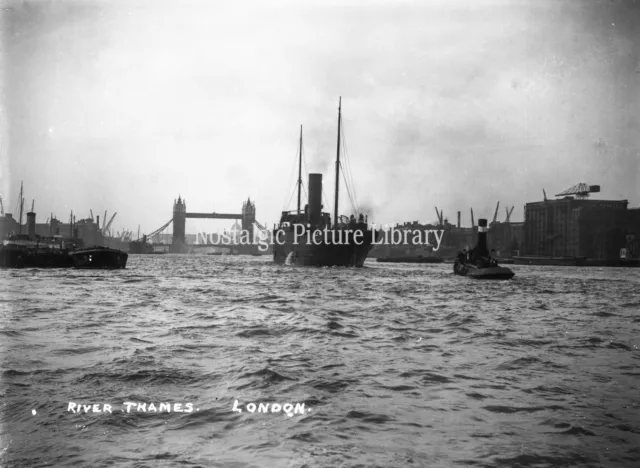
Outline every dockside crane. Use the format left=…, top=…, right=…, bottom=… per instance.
left=90, top=209, right=94, bottom=221
left=470, top=208, right=475, bottom=228
left=434, top=207, right=444, bottom=226
left=102, top=212, right=117, bottom=236
left=0, top=194, right=4, bottom=216
left=505, top=206, right=515, bottom=223
left=555, top=182, right=600, bottom=200
left=492, top=202, right=500, bottom=224
left=253, top=220, right=270, bottom=236
left=145, top=219, right=173, bottom=242
left=543, top=189, right=547, bottom=201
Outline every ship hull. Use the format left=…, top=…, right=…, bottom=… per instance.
left=70, top=247, right=128, bottom=269
left=273, top=229, right=375, bottom=267
left=0, top=244, right=73, bottom=268
left=454, top=262, right=515, bottom=280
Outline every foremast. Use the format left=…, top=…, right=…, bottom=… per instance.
left=334, top=97, right=342, bottom=227
left=297, top=125, right=303, bottom=214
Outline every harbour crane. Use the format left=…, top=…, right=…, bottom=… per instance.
left=145, top=219, right=173, bottom=242
left=505, top=206, right=515, bottom=223
left=492, top=202, right=500, bottom=224
left=253, top=220, right=270, bottom=235
left=90, top=209, right=94, bottom=221
left=434, top=207, right=444, bottom=226
left=0, top=194, right=4, bottom=216
left=543, top=189, right=547, bottom=201
left=555, top=182, right=600, bottom=200
left=470, top=208, right=475, bottom=228
left=102, top=212, right=117, bottom=235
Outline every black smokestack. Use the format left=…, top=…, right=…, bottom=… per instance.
left=476, top=218, right=488, bottom=257
left=308, top=173, right=322, bottom=225
left=457, top=211, right=461, bottom=228
left=27, top=212, right=36, bottom=240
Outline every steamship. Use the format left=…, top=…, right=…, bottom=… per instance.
left=272, top=98, right=377, bottom=267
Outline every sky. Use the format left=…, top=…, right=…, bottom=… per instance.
left=1, top=0, right=639, bottom=236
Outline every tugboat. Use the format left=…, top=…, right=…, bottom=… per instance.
left=70, top=246, right=128, bottom=269
left=273, top=99, right=377, bottom=267
left=453, top=218, right=515, bottom=279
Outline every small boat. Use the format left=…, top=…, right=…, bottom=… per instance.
left=377, top=255, right=443, bottom=264
left=70, top=246, right=128, bottom=269
left=453, top=218, right=515, bottom=280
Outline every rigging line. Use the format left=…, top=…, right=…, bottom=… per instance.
left=342, top=168, right=357, bottom=215
left=285, top=189, right=296, bottom=213
left=343, top=131, right=360, bottom=214
left=338, top=159, right=357, bottom=215
left=282, top=140, right=301, bottom=209
left=284, top=182, right=298, bottom=212
left=339, top=117, right=360, bottom=214
left=339, top=128, right=359, bottom=215
left=283, top=138, right=304, bottom=210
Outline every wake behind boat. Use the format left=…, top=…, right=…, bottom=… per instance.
left=273, top=98, right=377, bottom=267
left=377, top=255, right=443, bottom=264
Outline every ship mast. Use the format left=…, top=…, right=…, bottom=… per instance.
left=18, top=181, right=23, bottom=234
left=334, top=97, right=342, bottom=226
left=297, top=125, right=302, bottom=214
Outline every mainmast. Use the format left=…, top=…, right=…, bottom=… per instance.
left=18, top=181, right=23, bottom=234
left=334, top=97, right=342, bottom=226
left=297, top=125, right=302, bottom=214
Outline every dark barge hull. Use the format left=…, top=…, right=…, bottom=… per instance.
left=70, top=247, right=128, bottom=269
left=0, top=245, right=73, bottom=268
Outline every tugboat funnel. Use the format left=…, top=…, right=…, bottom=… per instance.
left=476, top=218, right=489, bottom=258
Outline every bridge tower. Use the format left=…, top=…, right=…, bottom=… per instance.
left=171, top=196, right=187, bottom=253
left=241, top=198, right=256, bottom=244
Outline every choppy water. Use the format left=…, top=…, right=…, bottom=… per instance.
left=1, top=255, right=639, bottom=468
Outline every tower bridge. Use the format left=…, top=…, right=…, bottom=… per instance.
left=170, top=196, right=257, bottom=253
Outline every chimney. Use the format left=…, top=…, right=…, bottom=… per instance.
left=457, top=211, right=461, bottom=228
left=475, top=218, right=489, bottom=258
left=96, top=215, right=100, bottom=229
left=308, top=173, right=322, bottom=225
left=27, top=212, right=36, bottom=240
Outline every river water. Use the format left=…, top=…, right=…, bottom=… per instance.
left=1, top=255, right=639, bottom=467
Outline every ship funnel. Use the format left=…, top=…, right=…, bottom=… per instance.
left=308, top=173, right=322, bottom=225
left=27, top=212, right=36, bottom=240
left=475, top=218, right=489, bottom=257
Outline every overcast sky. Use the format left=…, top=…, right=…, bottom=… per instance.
left=1, top=0, right=639, bottom=235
